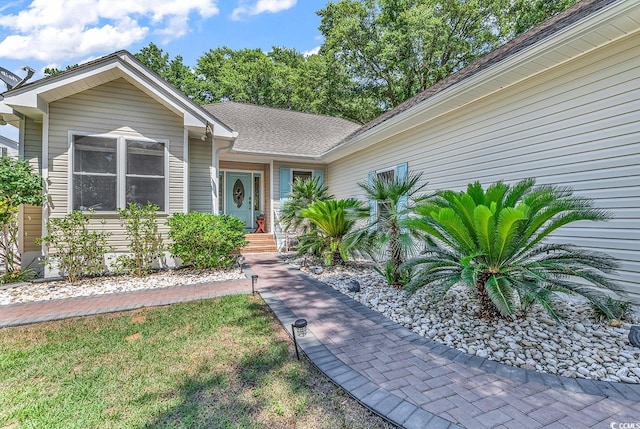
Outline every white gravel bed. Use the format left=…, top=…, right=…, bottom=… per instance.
left=286, top=257, right=640, bottom=384
left=0, top=268, right=245, bottom=305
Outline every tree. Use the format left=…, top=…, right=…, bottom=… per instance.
left=404, top=179, right=624, bottom=320
left=318, top=0, right=511, bottom=115
left=135, top=43, right=198, bottom=99
left=508, top=0, right=580, bottom=37
left=0, top=157, right=44, bottom=274
left=354, top=170, right=430, bottom=287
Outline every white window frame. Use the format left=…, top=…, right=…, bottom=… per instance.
left=375, top=167, right=395, bottom=226
left=290, top=169, right=313, bottom=185
left=376, top=166, right=395, bottom=181
left=68, top=131, right=169, bottom=214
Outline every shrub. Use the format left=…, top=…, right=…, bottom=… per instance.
left=116, top=202, right=164, bottom=276
left=405, top=179, right=624, bottom=320
left=0, top=157, right=44, bottom=274
left=167, top=213, right=247, bottom=269
left=39, top=211, right=112, bottom=282
left=299, top=199, right=363, bottom=265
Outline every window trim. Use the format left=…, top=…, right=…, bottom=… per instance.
left=68, top=131, right=169, bottom=214
left=290, top=168, right=313, bottom=185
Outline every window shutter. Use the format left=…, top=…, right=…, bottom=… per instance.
left=313, top=169, right=324, bottom=185
left=396, top=162, right=408, bottom=213
left=279, top=167, right=291, bottom=210
left=368, top=171, right=376, bottom=225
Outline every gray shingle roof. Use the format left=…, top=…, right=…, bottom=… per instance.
left=204, top=102, right=361, bottom=157
left=332, top=0, right=617, bottom=149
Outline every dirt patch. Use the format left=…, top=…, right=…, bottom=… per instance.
left=125, top=332, right=142, bottom=342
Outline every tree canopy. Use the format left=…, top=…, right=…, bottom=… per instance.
left=131, top=0, right=578, bottom=124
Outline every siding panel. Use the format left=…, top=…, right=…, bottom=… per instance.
left=47, top=78, right=185, bottom=251
left=328, top=33, right=640, bottom=299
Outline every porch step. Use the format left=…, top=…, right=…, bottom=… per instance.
left=243, top=233, right=278, bottom=254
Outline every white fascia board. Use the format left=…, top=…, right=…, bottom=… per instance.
left=230, top=147, right=323, bottom=161
left=5, top=63, right=120, bottom=109
left=0, top=101, right=13, bottom=115
left=322, top=0, right=636, bottom=163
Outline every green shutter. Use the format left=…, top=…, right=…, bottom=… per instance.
left=313, top=169, right=324, bottom=185
left=279, top=168, right=291, bottom=210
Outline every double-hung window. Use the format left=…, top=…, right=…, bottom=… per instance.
left=71, top=133, right=167, bottom=212
left=376, top=168, right=394, bottom=222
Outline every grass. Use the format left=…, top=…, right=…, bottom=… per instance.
left=0, top=295, right=393, bottom=428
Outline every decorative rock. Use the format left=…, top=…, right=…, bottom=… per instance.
left=616, top=367, right=629, bottom=378
left=282, top=255, right=640, bottom=384
left=311, top=266, right=324, bottom=275
left=629, top=325, right=640, bottom=347
left=476, top=349, right=489, bottom=359
left=347, top=279, right=361, bottom=292
left=610, top=319, right=623, bottom=327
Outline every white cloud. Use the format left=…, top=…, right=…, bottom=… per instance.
left=0, top=0, right=219, bottom=61
left=232, top=0, right=296, bottom=21
left=303, top=46, right=320, bottom=57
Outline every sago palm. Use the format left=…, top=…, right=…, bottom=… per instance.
left=299, top=199, right=362, bottom=265
left=354, top=170, right=430, bottom=287
left=404, top=179, right=624, bottom=320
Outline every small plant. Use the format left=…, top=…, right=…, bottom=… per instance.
left=298, top=199, right=363, bottom=265
left=116, top=202, right=164, bottom=276
left=591, top=297, right=632, bottom=322
left=167, top=212, right=247, bottom=269
left=38, top=210, right=112, bottom=282
left=0, top=268, right=36, bottom=285
left=374, top=260, right=412, bottom=289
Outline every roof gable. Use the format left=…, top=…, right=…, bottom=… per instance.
left=1, top=51, right=234, bottom=139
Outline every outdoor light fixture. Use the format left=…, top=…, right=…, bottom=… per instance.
left=237, top=255, right=245, bottom=273
left=292, top=318, right=308, bottom=360
left=251, top=274, right=258, bottom=295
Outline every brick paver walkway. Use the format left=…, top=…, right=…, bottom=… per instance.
left=0, top=278, right=250, bottom=327
left=245, top=254, right=640, bottom=429
left=2, top=254, right=639, bottom=428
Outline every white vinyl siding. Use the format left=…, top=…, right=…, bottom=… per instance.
left=188, top=138, right=213, bottom=213
left=327, top=33, right=640, bottom=299
left=47, top=78, right=184, bottom=251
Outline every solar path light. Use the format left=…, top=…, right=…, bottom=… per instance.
left=292, top=319, right=308, bottom=360
left=251, top=275, right=258, bottom=295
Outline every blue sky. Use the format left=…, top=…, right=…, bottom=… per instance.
left=0, top=0, right=327, bottom=139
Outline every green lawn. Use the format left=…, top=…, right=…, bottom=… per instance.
left=0, top=295, right=391, bottom=428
